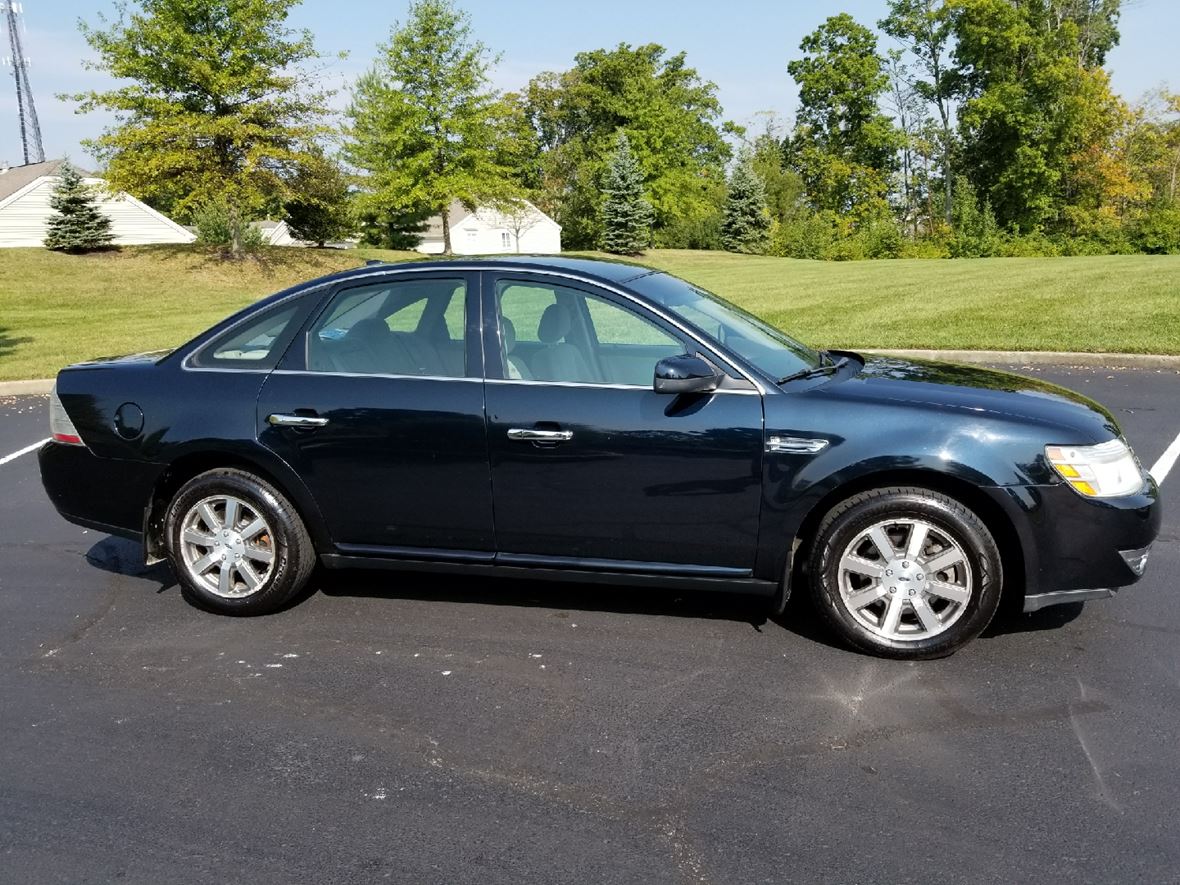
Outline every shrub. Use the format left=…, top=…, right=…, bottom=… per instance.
left=193, top=198, right=263, bottom=253
left=1132, top=207, right=1180, bottom=254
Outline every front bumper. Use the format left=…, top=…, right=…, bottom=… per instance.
left=986, top=477, right=1161, bottom=611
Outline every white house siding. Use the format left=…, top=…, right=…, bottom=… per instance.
left=416, top=203, right=562, bottom=255
left=0, top=177, right=196, bottom=247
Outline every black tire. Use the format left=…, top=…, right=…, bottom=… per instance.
left=807, top=486, right=1002, bottom=659
left=164, top=468, right=316, bottom=616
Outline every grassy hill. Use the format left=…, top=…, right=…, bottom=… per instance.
left=1, top=245, right=1177, bottom=381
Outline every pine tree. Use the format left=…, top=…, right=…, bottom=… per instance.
left=43, top=162, right=115, bottom=253
left=599, top=132, right=654, bottom=254
left=722, top=151, right=771, bottom=253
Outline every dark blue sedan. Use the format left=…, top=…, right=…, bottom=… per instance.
left=39, top=257, right=1160, bottom=658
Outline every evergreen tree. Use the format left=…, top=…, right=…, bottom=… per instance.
left=722, top=150, right=771, bottom=253
left=599, top=132, right=654, bottom=254
left=43, top=162, right=114, bottom=253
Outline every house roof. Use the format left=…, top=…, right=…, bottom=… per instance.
left=0, top=160, right=65, bottom=201
left=421, top=201, right=474, bottom=240
left=0, top=159, right=101, bottom=202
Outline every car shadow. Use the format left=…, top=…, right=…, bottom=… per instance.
left=85, top=535, right=177, bottom=593
left=82, top=534, right=1086, bottom=649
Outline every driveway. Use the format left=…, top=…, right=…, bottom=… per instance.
left=1, top=365, right=1178, bottom=884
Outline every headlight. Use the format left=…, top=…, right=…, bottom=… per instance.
left=1045, top=439, right=1144, bottom=498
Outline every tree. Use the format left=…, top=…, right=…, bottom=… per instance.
left=43, top=162, right=114, bottom=253
left=478, top=200, right=541, bottom=253
left=284, top=150, right=354, bottom=247
left=69, top=0, right=333, bottom=254
left=721, top=150, right=771, bottom=253
left=523, top=44, right=732, bottom=249
left=344, top=0, right=520, bottom=255
left=786, top=14, right=900, bottom=220
left=599, top=132, right=654, bottom=254
left=880, top=0, right=958, bottom=226
left=951, top=0, right=1125, bottom=231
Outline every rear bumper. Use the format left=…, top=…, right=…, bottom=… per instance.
left=39, top=441, right=160, bottom=540
left=987, top=477, right=1161, bottom=610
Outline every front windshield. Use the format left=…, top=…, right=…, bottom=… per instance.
left=629, top=272, right=821, bottom=380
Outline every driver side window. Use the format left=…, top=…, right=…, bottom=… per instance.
left=495, top=280, right=683, bottom=386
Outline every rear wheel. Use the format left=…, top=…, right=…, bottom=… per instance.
left=164, top=468, right=315, bottom=615
left=808, top=486, right=1002, bottom=659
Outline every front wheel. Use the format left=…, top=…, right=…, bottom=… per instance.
left=164, top=468, right=316, bottom=615
left=808, top=487, right=1003, bottom=659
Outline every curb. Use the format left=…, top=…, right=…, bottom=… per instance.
left=1, top=350, right=1176, bottom=396
left=860, top=350, right=1180, bottom=370
left=0, top=379, right=54, bottom=396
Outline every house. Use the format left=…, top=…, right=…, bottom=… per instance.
left=251, top=219, right=300, bottom=247
left=415, top=200, right=561, bottom=255
left=0, top=159, right=196, bottom=248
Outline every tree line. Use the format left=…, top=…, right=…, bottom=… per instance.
left=69, top=0, right=1179, bottom=257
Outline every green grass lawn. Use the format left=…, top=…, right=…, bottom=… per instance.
left=1, top=245, right=1177, bottom=381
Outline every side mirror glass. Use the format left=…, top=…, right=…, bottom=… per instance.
left=653, top=354, right=720, bottom=395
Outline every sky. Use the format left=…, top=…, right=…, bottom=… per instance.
left=1, top=0, right=1176, bottom=168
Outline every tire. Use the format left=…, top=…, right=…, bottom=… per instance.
left=807, top=486, right=1002, bottom=659
left=163, top=468, right=316, bottom=616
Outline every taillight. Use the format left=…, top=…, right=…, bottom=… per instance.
left=48, top=386, right=84, bottom=446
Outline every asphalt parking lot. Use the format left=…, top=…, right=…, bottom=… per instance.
left=1, top=364, right=1178, bottom=885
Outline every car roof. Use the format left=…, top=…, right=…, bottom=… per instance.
left=259, top=255, right=662, bottom=308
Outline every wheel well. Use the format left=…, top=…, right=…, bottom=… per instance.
left=144, top=452, right=316, bottom=563
left=789, top=469, right=1026, bottom=612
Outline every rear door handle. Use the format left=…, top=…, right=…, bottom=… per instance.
left=507, top=428, right=573, bottom=443
left=268, top=413, right=329, bottom=428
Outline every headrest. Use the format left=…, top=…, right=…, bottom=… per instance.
left=502, top=317, right=517, bottom=353
left=346, top=317, right=389, bottom=345
left=537, top=303, right=571, bottom=344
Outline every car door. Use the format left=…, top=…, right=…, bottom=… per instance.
left=256, top=270, right=495, bottom=559
left=482, top=272, right=764, bottom=574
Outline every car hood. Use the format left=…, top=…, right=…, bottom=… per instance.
left=836, top=354, right=1121, bottom=442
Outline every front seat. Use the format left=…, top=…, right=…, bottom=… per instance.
left=501, top=318, right=533, bottom=380
left=530, top=303, right=595, bottom=382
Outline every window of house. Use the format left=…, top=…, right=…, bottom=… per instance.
left=501, top=231, right=512, bottom=249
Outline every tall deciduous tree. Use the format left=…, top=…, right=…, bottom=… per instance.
left=786, top=14, right=900, bottom=220
left=721, top=150, right=771, bottom=253
left=43, top=162, right=115, bottom=253
left=880, top=0, right=958, bottom=226
left=523, top=44, right=732, bottom=249
left=344, top=0, right=520, bottom=255
left=599, top=132, right=654, bottom=254
left=70, top=0, right=332, bottom=253
left=951, top=0, right=1124, bottom=231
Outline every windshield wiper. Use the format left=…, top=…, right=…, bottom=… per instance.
left=777, top=356, right=850, bottom=386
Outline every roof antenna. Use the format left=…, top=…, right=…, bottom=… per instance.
left=4, top=1, right=45, bottom=165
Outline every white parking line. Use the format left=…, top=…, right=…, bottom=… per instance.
left=1151, top=430, right=1180, bottom=485
left=0, top=438, right=49, bottom=467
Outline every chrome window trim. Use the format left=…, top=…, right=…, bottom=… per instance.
left=484, top=377, right=760, bottom=394
left=271, top=369, right=481, bottom=383
left=178, top=265, right=770, bottom=395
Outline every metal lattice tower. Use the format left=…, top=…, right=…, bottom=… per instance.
left=4, top=1, right=44, bottom=166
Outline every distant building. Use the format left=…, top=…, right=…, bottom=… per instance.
left=416, top=200, right=561, bottom=255
left=250, top=219, right=299, bottom=247
left=0, top=159, right=195, bottom=248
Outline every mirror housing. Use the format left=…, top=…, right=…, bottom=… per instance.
left=653, top=354, right=720, bottom=395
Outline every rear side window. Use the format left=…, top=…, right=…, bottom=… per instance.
left=307, top=278, right=468, bottom=377
left=191, top=299, right=308, bottom=369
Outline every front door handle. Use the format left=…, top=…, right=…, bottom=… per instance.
left=268, top=413, right=329, bottom=428
left=507, top=428, right=573, bottom=443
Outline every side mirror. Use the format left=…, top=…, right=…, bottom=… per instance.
left=653, top=354, right=720, bottom=395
